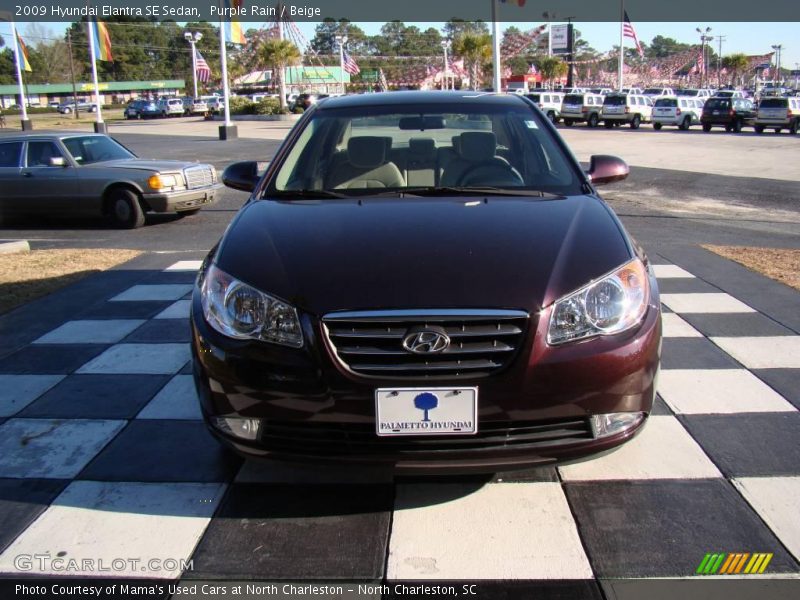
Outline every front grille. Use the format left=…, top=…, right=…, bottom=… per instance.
left=323, top=309, right=529, bottom=379
left=257, top=418, right=593, bottom=455
left=184, top=165, right=215, bottom=189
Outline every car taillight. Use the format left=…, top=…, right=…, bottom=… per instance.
left=676, top=109, right=681, bottom=115
left=729, top=110, right=735, bottom=117
left=788, top=110, right=794, bottom=117
left=625, top=106, right=630, bottom=113
left=582, top=107, right=588, bottom=113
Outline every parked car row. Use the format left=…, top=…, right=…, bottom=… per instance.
left=124, top=96, right=226, bottom=119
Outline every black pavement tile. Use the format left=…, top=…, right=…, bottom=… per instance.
left=650, top=394, right=673, bottom=416
left=565, top=479, right=798, bottom=578
left=187, top=483, right=393, bottom=579
left=19, top=374, right=170, bottom=419
left=658, top=246, right=800, bottom=334
left=661, top=338, right=741, bottom=370
left=679, top=413, right=800, bottom=477
left=0, top=478, right=68, bottom=553
left=680, top=313, right=794, bottom=338
left=77, top=300, right=173, bottom=320
left=143, top=272, right=198, bottom=285
left=657, top=278, right=721, bottom=294
left=124, top=319, right=192, bottom=343
left=180, top=361, right=194, bottom=374
left=753, top=369, right=800, bottom=410
left=0, top=344, right=107, bottom=374
left=78, top=421, right=241, bottom=483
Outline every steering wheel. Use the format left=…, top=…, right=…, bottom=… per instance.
left=458, top=163, right=524, bottom=187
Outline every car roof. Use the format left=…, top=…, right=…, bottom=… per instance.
left=317, top=90, right=528, bottom=110
left=0, top=132, right=107, bottom=141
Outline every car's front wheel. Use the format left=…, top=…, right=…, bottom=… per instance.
left=679, top=117, right=691, bottom=131
left=702, top=123, right=712, bottom=132
left=732, top=119, right=742, bottom=133
left=754, top=125, right=765, bottom=134
left=791, top=120, right=799, bottom=134
left=653, top=122, right=663, bottom=130
left=63, top=107, right=72, bottom=114
left=107, top=188, right=145, bottom=229
left=630, top=114, right=641, bottom=129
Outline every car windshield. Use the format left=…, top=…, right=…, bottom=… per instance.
left=643, top=88, right=663, bottom=94
left=655, top=98, right=678, bottom=107
left=603, top=95, right=626, bottom=106
left=62, top=135, right=135, bottom=165
left=676, top=90, right=697, bottom=96
left=704, top=99, right=729, bottom=110
left=267, top=102, right=581, bottom=197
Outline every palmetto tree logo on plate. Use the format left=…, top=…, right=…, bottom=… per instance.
left=414, top=393, right=438, bottom=422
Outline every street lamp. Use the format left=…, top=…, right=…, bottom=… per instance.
left=696, top=27, right=712, bottom=89
left=440, top=40, right=451, bottom=91
left=335, top=34, right=348, bottom=94
left=184, top=31, right=203, bottom=98
left=771, top=44, right=783, bottom=86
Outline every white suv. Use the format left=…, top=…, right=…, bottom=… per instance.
left=602, top=93, right=653, bottom=129
left=525, top=92, right=564, bottom=123
left=157, top=97, right=184, bottom=117
left=651, top=96, right=703, bottom=130
left=754, top=96, right=800, bottom=134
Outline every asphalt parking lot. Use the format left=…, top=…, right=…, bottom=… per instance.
left=0, top=118, right=799, bottom=596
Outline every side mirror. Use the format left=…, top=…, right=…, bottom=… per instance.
left=222, top=161, right=260, bottom=192
left=49, top=157, right=67, bottom=167
left=586, top=155, right=629, bottom=186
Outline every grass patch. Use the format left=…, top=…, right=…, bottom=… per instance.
left=0, top=248, right=141, bottom=315
left=703, top=245, right=800, bottom=291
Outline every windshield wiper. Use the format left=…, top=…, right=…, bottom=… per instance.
left=399, top=186, right=564, bottom=198
left=270, top=189, right=351, bottom=199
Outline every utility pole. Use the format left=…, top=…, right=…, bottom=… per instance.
left=716, top=35, right=726, bottom=88
left=66, top=29, right=80, bottom=120
left=771, top=44, right=782, bottom=86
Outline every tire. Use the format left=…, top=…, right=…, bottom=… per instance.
left=791, top=120, right=799, bottom=134
left=702, top=123, right=712, bottom=132
left=107, top=188, right=145, bottom=229
left=89, top=105, right=97, bottom=113
left=547, top=111, right=556, bottom=124
left=754, top=125, right=764, bottom=134
left=564, top=119, right=574, bottom=127
left=732, top=119, right=742, bottom=133
left=653, top=122, right=663, bottom=130
left=588, top=113, right=599, bottom=128
left=604, top=120, right=613, bottom=129
left=630, top=114, right=641, bottom=129
left=63, top=107, right=72, bottom=114
left=679, top=117, right=690, bottom=131
left=774, top=128, right=781, bottom=134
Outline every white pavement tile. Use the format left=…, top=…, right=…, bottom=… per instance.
left=137, top=375, right=202, bottom=420
left=0, top=375, right=65, bottom=417
left=653, top=264, right=695, bottom=279
left=154, top=300, right=192, bottom=320
left=733, top=477, right=800, bottom=562
left=388, top=482, right=593, bottom=579
left=661, top=313, right=704, bottom=338
left=33, top=320, right=145, bottom=344
left=164, top=261, right=203, bottom=272
left=661, top=293, right=756, bottom=314
left=76, top=344, right=190, bottom=375
left=0, top=419, right=125, bottom=478
left=558, top=415, right=722, bottom=481
left=658, top=370, right=796, bottom=414
left=711, top=337, right=800, bottom=369
left=0, top=481, right=226, bottom=578
left=110, top=285, right=192, bottom=302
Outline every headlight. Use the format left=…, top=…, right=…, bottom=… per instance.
left=547, top=258, right=649, bottom=345
left=147, top=173, right=183, bottom=190
left=200, top=264, right=303, bottom=347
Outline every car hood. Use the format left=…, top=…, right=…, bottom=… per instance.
left=87, top=159, right=199, bottom=172
left=215, top=195, right=634, bottom=316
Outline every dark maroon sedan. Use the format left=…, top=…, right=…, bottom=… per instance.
left=191, top=91, right=661, bottom=473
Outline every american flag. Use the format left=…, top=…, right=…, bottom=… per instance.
left=528, top=63, right=537, bottom=75
left=623, top=11, right=644, bottom=58
left=343, top=51, right=360, bottom=75
left=195, top=49, right=211, bottom=83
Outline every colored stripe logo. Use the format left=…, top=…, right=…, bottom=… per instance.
left=696, top=552, right=773, bottom=575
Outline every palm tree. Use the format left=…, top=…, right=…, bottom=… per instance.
left=453, top=33, right=492, bottom=90
left=257, top=39, right=302, bottom=111
left=722, top=53, right=750, bottom=87
left=535, top=56, right=568, bottom=89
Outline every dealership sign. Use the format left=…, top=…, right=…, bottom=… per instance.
left=551, top=24, right=570, bottom=54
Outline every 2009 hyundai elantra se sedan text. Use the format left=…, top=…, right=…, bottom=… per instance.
left=191, top=91, right=661, bottom=473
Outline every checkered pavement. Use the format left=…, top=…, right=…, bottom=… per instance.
left=0, top=254, right=798, bottom=592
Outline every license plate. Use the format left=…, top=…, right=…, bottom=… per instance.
left=713, top=110, right=720, bottom=115
left=375, top=387, right=478, bottom=436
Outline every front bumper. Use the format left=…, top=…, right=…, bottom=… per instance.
left=142, top=185, right=221, bottom=213
left=190, top=280, right=662, bottom=473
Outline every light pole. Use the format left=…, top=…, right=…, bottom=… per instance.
left=543, top=11, right=556, bottom=58
left=716, top=34, right=726, bottom=88
left=440, top=40, right=451, bottom=90
left=184, top=31, right=202, bottom=98
left=696, top=27, right=712, bottom=88
left=335, top=34, right=348, bottom=95
left=771, top=44, right=783, bottom=86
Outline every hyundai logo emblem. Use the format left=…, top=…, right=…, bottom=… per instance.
left=402, top=327, right=451, bottom=354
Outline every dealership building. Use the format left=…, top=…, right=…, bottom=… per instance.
left=0, top=80, right=186, bottom=108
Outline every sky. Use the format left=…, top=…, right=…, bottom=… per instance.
left=2, top=20, right=798, bottom=74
